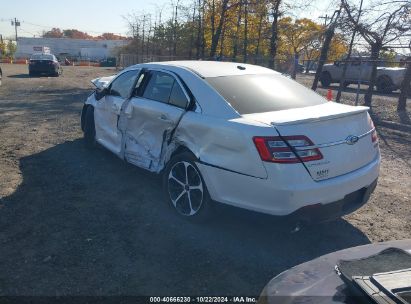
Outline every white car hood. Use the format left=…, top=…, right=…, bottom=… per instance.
left=91, top=75, right=116, bottom=89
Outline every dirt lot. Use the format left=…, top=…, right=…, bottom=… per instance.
left=0, top=64, right=410, bottom=296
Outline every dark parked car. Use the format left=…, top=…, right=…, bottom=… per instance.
left=0, top=66, right=2, bottom=86
left=259, top=239, right=411, bottom=304
left=29, top=53, right=62, bottom=77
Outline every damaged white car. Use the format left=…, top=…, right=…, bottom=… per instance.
left=81, top=61, right=380, bottom=221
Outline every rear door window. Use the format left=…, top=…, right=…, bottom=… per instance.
left=206, top=74, right=326, bottom=114
left=141, top=71, right=190, bottom=109
left=143, top=71, right=174, bottom=103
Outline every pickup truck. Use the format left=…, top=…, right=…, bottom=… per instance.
left=320, top=57, right=408, bottom=93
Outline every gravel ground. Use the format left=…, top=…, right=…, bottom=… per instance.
left=0, top=64, right=409, bottom=296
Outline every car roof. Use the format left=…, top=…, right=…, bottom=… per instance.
left=133, top=60, right=279, bottom=78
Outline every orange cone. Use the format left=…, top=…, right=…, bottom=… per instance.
left=326, top=89, right=333, bottom=101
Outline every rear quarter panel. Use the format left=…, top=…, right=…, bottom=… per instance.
left=174, top=112, right=277, bottom=179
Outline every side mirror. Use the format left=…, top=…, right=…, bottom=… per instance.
left=95, top=87, right=108, bottom=100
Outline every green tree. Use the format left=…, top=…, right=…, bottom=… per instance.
left=0, top=41, right=7, bottom=57
left=7, top=40, right=17, bottom=58
left=43, top=28, right=63, bottom=38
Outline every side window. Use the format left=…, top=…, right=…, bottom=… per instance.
left=109, top=70, right=139, bottom=99
left=142, top=71, right=175, bottom=103
left=169, top=82, right=189, bottom=109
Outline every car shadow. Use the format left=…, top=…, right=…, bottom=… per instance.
left=7, top=74, right=31, bottom=78
left=7, top=74, right=59, bottom=78
left=0, top=139, right=371, bottom=296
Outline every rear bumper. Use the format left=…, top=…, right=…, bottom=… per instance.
left=289, top=178, right=377, bottom=223
left=29, top=66, right=57, bottom=74
left=197, top=152, right=380, bottom=219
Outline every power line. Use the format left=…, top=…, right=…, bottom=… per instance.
left=1, top=18, right=127, bottom=36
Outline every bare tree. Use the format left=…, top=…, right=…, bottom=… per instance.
left=209, top=0, right=230, bottom=59
left=172, top=0, right=181, bottom=57
left=335, top=0, right=364, bottom=102
left=254, top=3, right=266, bottom=63
left=188, top=2, right=197, bottom=59
left=195, top=0, right=204, bottom=59
left=243, top=0, right=249, bottom=62
left=268, top=0, right=282, bottom=69
left=232, top=0, right=243, bottom=61
left=398, top=55, right=411, bottom=111
left=312, top=7, right=342, bottom=91
left=342, top=0, right=411, bottom=106
left=267, top=0, right=311, bottom=70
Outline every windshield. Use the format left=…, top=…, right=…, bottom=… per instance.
left=206, top=74, right=327, bottom=114
left=30, top=54, right=54, bottom=61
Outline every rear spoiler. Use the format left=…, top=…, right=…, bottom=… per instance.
left=271, top=106, right=369, bottom=126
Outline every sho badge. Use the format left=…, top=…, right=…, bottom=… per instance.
left=316, top=169, right=329, bottom=179
left=345, top=135, right=359, bottom=145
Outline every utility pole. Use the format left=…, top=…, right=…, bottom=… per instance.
left=318, top=14, right=330, bottom=26
left=141, top=14, right=146, bottom=57
left=11, top=18, right=20, bottom=41
left=173, top=0, right=180, bottom=57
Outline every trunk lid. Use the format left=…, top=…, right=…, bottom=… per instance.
left=244, top=103, right=379, bottom=181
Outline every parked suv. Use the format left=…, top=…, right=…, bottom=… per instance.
left=321, top=57, right=407, bottom=93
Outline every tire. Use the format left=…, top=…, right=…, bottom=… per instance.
left=83, top=106, right=96, bottom=149
left=163, top=152, right=212, bottom=220
left=320, top=72, right=332, bottom=87
left=376, top=76, right=393, bottom=93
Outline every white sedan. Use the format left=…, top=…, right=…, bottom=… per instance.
left=81, top=61, right=380, bottom=221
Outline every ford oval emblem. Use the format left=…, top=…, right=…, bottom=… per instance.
left=346, top=135, right=359, bottom=145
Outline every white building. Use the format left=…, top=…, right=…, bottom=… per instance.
left=15, top=37, right=128, bottom=60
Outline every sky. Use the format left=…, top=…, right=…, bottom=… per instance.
left=0, top=0, right=174, bottom=38
left=0, top=0, right=333, bottom=39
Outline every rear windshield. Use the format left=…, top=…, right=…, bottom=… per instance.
left=30, top=54, right=54, bottom=61
left=206, top=74, right=326, bottom=114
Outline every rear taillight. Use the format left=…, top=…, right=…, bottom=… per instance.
left=253, top=136, right=323, bottom=163
left=371, top=130, right=378, bottom=143
left=369, top=119, right=378, bottom=143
